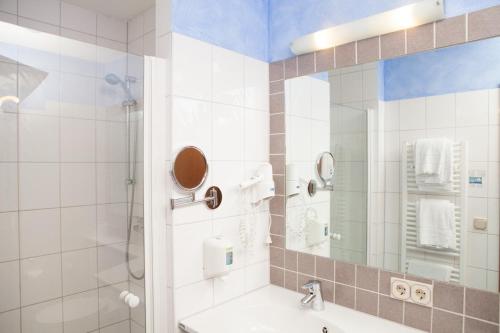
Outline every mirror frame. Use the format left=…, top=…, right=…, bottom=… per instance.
left=171, top=146, right=209, bottom=193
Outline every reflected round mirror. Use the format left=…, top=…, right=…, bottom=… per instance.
left=172, top=146, right=208, bottom=192
left=316, top=151, right=335, bottom=185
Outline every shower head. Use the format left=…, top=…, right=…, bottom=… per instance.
left=104, top=73, right=136, bottom=105
left=104, top=73, right=122, bottom=85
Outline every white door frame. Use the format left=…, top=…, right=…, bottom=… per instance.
left=144, top=56, right=169, bottom=333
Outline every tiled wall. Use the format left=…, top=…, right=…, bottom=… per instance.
left=162, top=32, right=271, bottom=332
left=268, top=5, right=500, bottom=333
left=0, top=27, right=142, bottom=332
left=382, top=89, right=500, bottom=293
left=0, top=0, right=128, bottom=52
left=127, top=6, right=156, bottom=57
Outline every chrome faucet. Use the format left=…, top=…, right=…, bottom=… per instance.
left=301, top=280, right=325, bottom=311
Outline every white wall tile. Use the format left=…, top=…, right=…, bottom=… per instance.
left=97, top=203, right=127, bottom=245
left=96, top=163, right=127, bottom=204
left=384, top=100, right=400, bottom=131
left=0, top=0, right=17, bottom=14
left=244, top=57, right=269, bottom=111
left=426, top=93, right=455, bottom=128
left=97, top=244, right=127, bottom=286
left=245, top=109, right=269, bottom=162
left=98, top=282, right=129, bottom=327
left=21, top=299, right=62, bottom=333
left=489, top=126, right=499, bottom=161
left=399, top=97, right=425, bottom=130
left=19, top=71, right=60, bottom=116
left=212, top=46, right=244, bottom=106
left=61, top=2, right=96, bottom=35
left=18, top=16, right=59, bottom=34
left=245, top=261, right=269, bottom=292
left=0, top=163, right=18, bottom=212
left=456, top=126, right=489, bottom=162
left=21, top=254, right=61, bottom=305
left=488, top=162, right=499, bottom=198
left=143, top=6, right=155, bottom=33
left=101, top=319, right=130, bottom=333
left=97, top=14, right=127, bottom=43
left=487, top=234, right=499, bottom=271
left=174, top=280, right=213, bottom=319
left=19, top=163, right=59, bottom=210
left=212, top=104, right=244, bottom=161
left=19, top=208, right=60, bottom=258
left=62, top=248, right=97, bottom=295
left=488, top=199, right=499, bottom=235
left=19, top=0, right=60, bottom=26
left=128, top=36, right=143, bottom=56
left=127, top=14, right=144, bottom=42
left=456, top=90, right=489, bottom=126
left=487, top=271, right=499, bottom=292
left=61, top=205, right=97, bottom=251
left=0, top=261, right=20, bottom=312
left=466, top=266, right=487, bottom=290
left=19, top=114, right=59, bottom=162
left=173, top=220, right=212, bottom=287
left=0, top=11, right=17, bottom=24
left=63, top=290, right=98, bottom=333
left=171, top=97, right=212, bottom=159
left=0, top=212, right=19, bottom=261
left=143, top=30, right=155, bottom=56
left=384, top=131, right=400, bottom=161
left=213, top=267, right=245, bottom=305
left=489, top=88, right=499, bottom=125
left=468, top=197, right=487, bottom=232
left=211, top=162, right=245, bottom=219
left=341, top=71, right=363, bottom=103
left=468, top=232, right=488, bottom=269
left=0, top=309, right=20, bottom=333
left=96, top=121, right=126, bottom=162
left=61, top=164, right=96, bottom=206
left=0, top=106, right=17, bottom=162
left=384, top=193, right=400, bottom=223
left=61, top=118, right=95, bottom=162
left=385, top=162, right=400, bottom=193
left=172, top=33, right=212, bottom=100
left=61, top=74, right=96, bottom=119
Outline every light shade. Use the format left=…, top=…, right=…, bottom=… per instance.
left=290, top=0, right=445, bottom=55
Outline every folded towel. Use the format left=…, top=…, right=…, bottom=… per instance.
left=414, top=138, right=453, bottom=191
left=407, top=259, right=454, bottom=282
left=417, top=198, right=456, bottom=250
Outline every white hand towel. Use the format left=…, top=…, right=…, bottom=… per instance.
left=407, top=259, right=453, bottom=282
left=414, top=138, right=453, bottom=191
left=417, top=198, right=456, bottom=250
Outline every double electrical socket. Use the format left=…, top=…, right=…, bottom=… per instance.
left=390, top=277, right=433, bottom=307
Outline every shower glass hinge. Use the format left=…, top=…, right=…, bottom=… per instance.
left=126, top=178, right=136, bottom=185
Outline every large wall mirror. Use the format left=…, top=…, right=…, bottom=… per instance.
left=285, top=36, right=500, bottom=293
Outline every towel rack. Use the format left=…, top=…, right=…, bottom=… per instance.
left=400, top=141, right=468, bottom=284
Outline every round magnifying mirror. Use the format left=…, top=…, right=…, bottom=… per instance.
left=172, top=146, right=208, bottom=192
left=316, top=151, right=336, bottom=185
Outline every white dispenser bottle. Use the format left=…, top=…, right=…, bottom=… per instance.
left=203, top=237, right=234, bottom=278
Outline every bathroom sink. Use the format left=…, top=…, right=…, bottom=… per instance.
left=179, top=285, right=424, bottom=333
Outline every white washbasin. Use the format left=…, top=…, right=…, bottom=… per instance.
left=179, top=285, right=424, bottom=333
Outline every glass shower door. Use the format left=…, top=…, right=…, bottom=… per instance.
left=0, top=21, right=146, bottom=333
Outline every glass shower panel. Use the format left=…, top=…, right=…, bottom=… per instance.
left=0, top=22, right=146, bottom=333
left=330, top=104, right=368, bottom=265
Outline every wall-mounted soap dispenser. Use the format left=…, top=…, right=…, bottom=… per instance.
left=203, top=237, right=234, bottom=278
left=286, top=164, right=301, bottom=197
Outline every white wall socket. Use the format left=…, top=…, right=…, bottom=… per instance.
left=390, top=277, right=433, bottom=307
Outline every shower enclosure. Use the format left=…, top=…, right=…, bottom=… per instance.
left=0, top=22, right=148, bottom=333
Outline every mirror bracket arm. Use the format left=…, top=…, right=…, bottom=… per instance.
left=170, top=186, right=222, bottom=210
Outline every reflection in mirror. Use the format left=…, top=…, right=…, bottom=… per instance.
left=285, top=36, right=500, bottom=293
left=317, top=152, right=336, bottom=186
left=172, top=146, right=208, bottom=192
